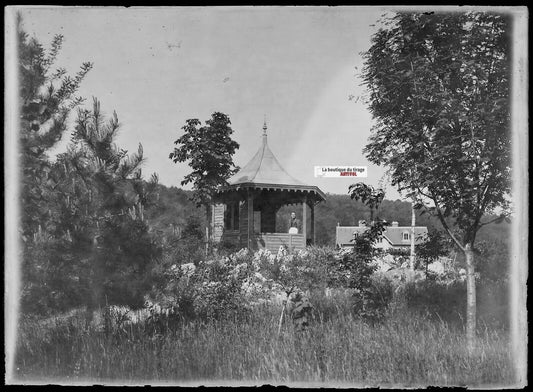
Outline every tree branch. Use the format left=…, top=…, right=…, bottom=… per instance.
left=478, top=212, right=510, bottom=228
left=430, top=191, right=465, bottom=251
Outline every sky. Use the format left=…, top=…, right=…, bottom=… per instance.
left=8, top=5, right=527, bottom=197
left=10, top=6, right=409, bottom=199
left=9, top=6, right=528, bottom=201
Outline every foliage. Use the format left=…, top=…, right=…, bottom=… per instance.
left=367, top=274, right=395, bottom=320
left=417, top=230, right=451, bottom=273
left=143, top=184, right=206, bottom=235
left=18, top=14, right=93, bottom=238
left=385, top=247, right=411, bottom=257
left=149, top=250, right=255, bottom=327
left=361, top=12, right=511, bottom=238
left=257, top=247, right=328, bottom=297
left=348, top=183, right=385, bottom=222
left=64, top=99, right=160, bottom=310
left=17, top=16, right=95, bottom=316
left=21, top=235, right=83, bottom=315
left=169, top=112, right=240, bottom=249
left=169, top=112, right=240, bottom=207
left=16, top=242, right=512, bottom=383
left=148, top=247, right=339, bottom=332
left=149, top=185, right=509, bottom=249
left=15, top=299, right=513, bottom=385
left=473, top=239, right=509, bottom=285
left=332, top=221, right=391, bottom=321
left=165, top=214, right=206, bottom=265
left=20, top=97, right=161, bottom=316
left=360, top=11, right=512, bottom=345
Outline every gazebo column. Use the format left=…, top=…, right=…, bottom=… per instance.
left=302, top=195, right=307, bottom=247
left=311, top=201, right=315, bottom=245
left=247, top=190, right=254, bottom=250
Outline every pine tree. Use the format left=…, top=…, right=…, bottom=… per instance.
left=18, top=13, right=92, bottom=238
left=18, top=14, right=93, bottom=315
left=56, top=98, right=161, bottom=312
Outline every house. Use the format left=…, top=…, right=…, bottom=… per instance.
left=336, top=220, right=428, bottom=250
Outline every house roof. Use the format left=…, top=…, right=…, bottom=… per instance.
left=383, top=226, right=428, bottom=245
left=336, top=225, right=429, bottom=246
left=219, top=123, right=326, bottom=201
left=336, top=226, right=367, bottom=246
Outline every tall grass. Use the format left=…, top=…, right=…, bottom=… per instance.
left=15, top=296, right=512, bottom=386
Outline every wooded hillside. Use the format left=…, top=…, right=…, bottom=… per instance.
left=146, top=184, right=510, bottom=248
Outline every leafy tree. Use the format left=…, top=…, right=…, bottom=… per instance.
left=335, top=222, right=389, bottom=321
left=169, top=112, right=239, bottom=251
left=360, top=11, right=511, bottom=346
left=348, top=183, right=385, bottom=223
left=332, top=185, right=390, bottom=320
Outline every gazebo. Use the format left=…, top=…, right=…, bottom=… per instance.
left=212, top=122, right=326, bottom=252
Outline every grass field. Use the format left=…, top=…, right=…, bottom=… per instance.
left=14, top=295, right=513, bottom=387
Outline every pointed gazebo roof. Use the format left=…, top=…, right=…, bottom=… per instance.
left=219, top=121, right=326, bottom=202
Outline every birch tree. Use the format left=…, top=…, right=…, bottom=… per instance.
left=360, top=12, right=511, bottom=347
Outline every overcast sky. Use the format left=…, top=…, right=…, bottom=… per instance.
left=11, top=6, right=480, bottom=200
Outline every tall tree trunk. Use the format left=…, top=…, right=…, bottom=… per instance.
left=87, top=224, right=105, bottom=327
left=205, top=203, right=212, bottom=255
left=464, top=243, right=476, bottom=349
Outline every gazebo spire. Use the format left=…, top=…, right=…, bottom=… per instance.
left=262, top=116, right=268, bottom=143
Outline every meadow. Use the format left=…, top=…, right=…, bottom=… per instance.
left=15, top=289, right=513, bottom=387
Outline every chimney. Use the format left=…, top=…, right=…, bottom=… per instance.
left=392, top=221, right=399, bottom=227
left=358, top=220, right=366, bottom=227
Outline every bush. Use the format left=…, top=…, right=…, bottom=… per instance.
left=164, top=215, right=206, bottom=265
left=20, top=237, right=84, bottom=316
left=215, top=239, right=241, bottom=255
left=148, top=250, right=255, bottom=329
left=386, top=247, right=411, bottom=257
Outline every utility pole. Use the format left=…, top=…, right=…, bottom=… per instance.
left=410, top=200, right=416, bottom=270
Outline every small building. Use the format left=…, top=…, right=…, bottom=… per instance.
left=212, top=122, right=326, bottom=252
left=336, top=220, right=428, bottom=250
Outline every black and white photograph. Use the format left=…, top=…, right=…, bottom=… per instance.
left=4, top=5, right=528, bottom=387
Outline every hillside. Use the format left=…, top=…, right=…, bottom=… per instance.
left=147, top=184, right=510, bottom=248
left=144, top=184, right=207, bottom=234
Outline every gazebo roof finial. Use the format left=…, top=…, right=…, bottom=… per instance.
left=263, top=115, right=267, bottom=136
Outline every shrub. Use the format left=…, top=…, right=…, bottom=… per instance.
left=148, top=251, right=255, bottom=329
left=386, top=247, right=411, bottom=257
left=20, top=237, right=84, bottom=316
